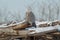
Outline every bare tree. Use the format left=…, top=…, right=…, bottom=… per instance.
left=56, top=6, right=59, bottom=20
left=42, top=6, right=45, bottom=21
left=48, top=4, right=52, bottom=21
left=38, top=2, right=46, bottom=21
left=16, top=11, right=21, bottom=22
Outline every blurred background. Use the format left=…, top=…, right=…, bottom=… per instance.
left=0, top=0, right=60, bottom=23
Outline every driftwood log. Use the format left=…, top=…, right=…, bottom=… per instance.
left=39, top=23, right=50, bottom=27
left=0, top=28, right=17, bottom=36
left=0, top=21, right=60, bottom=40
left=0, top=28, right=29, bottom=40
left=0, top=22, right=31, bottom=36
left=12, top=23, right=29, bottom=30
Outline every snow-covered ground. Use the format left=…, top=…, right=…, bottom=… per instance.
left=26, top=25, right=60, bottom=34
left=0, top=20, right=60, bottom=34
left=26, top=26, right=57, bottom=34
left=55, top=25, right=60, bottom=31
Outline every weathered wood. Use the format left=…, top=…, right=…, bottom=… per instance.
left=39, top=23, right=50, bottom=27
left=0, top=28, right=18, bottom=36
left=0, top=23, right=59, bottom=40
left=12, top=23, right=28, bottom=30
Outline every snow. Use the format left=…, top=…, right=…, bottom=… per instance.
left=7, top=24, right=17, bottom=27
left=27, top=26, right=57, bottom=34
left=0, top=20, right=58, bottom=27
left=27, top=25, right=60, bottom=34
left=7, top=20, right=26, bottom=27
left=35, top=21, right=49, bottom=27
left=0, top=25, right=8, bottom=28
left=36, top=21, right=47, bottom=25
left=16, top=20, right=26, bottom=25
left=53, top=20, right=59, bottom=22
left=7, top=20, right=48, bottom=27
left=0, top=20, right=26, bottom=28
left=0, top=20, right=60, bottom=34
left=55, top=25, right=60, bottom=31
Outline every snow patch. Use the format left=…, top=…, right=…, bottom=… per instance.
left=27, top=26, right=57, bottom=34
